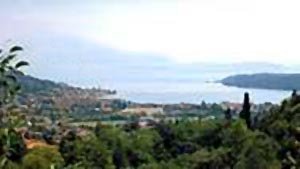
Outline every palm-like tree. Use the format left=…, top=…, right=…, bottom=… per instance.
left=0, top=45, right=29, bottom=167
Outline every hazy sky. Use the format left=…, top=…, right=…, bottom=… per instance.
left=1, top=0, right=300, bottom=65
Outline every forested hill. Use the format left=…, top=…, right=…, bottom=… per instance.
left=16, top=74, right=67, bottom=94
left=220, top=73, right=300, bottom=90
left=15, top=73, right=115, bottom=95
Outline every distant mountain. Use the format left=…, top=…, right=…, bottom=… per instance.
left=220, top=73, right=300, bottom=90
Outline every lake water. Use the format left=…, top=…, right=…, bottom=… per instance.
left=116, top=82, right=291, bottom=104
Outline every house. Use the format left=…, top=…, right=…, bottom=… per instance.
left=120, top=107, right=164, bottom=116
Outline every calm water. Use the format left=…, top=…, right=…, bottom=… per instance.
left=116, top=82, right=291, bottom=104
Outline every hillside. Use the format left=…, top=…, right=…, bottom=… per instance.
left=220, top=73, right=300, bottom=90
left=17, top=74, right=67, bottom=94
left=15, top=73, right=115, bottom=95
left=13, top=74, right=122, bottom=120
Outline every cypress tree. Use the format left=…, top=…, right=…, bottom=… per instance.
left=292, top=89, right=297, bottom=98
left=224, top=108, right=232, bottom=121
left=240, top=92, right=251, bottom=128
left=290, top=89, right=300, bottom=106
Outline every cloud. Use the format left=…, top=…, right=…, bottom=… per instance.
left=1, top=0, right=300, bottom=65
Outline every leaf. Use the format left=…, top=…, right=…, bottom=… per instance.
left=5, top=75, right=17, bottom=83
left=0, top=157, right=7, bottom=167
left=0, top=81, right=8, bottom=87
left=0, top=67, right=5, bottom=73
left=9, top=46, right=23, bottom=53
left=9, top=89, right=16, bottom=96
left=15, top=61, right=29, bottom=69
left=8, top=66, right=13, bottom=70
left=14, top=85, right=21, bottom=92
left=13, top=71, right=24, bottom=76
left=1, top=55, right=16, bottom=65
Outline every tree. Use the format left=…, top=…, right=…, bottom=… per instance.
left=224, top=108, right=232, bottom=121
left=292, top=89, right=297, bottom=98
left=113, top=148, right=123, bottom=169
left=0, top=45, right=29, bottom=108
left=22, top=147, right=64, bottom=169
left=192, top=148, right=232, bottom=169
left=0, top=45, right=29, bottom=167
left=234, top=132, right=281, bottom=169
left=290, top=89, right=300, bottom=107
left=59, top=131, right=112, bottom=168
left=59, top=130, right=77, bottom=165
left=200, top=101, right=207, bottom=110
left=240, top=92, right=251, bottom=128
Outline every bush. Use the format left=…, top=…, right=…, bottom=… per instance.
left=22, top=147, right=64, bottom=169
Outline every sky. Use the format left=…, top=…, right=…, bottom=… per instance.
left=1, top=0, right=300, bottom=65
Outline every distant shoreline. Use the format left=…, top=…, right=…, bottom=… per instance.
left=220, top=73, right=300, bottom=91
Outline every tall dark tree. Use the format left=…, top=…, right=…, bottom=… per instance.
left=224, top=108, right=232, bottom=121
left=240, top=92, right=251, bottom=128
left=113, top=148, right=123, bottom=169
left=290, top=89, right=300, bottom=106
left=59, top=131, right=77, bottom=165
left=292, top=89, right=297, bottom=98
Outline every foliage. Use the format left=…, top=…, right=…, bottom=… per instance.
left=240, top=92, right=251, bottom=128
left=22, top=147, right=64, bottom=169
left=2, top=91, right=300, bottom=169
left=1, top=46, right=300, bottom=168
left=0, top=45, right=28, bottom=106
left=0, top=46, right=28, bottom=168
left=59, top=131, right=113, bottom=168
